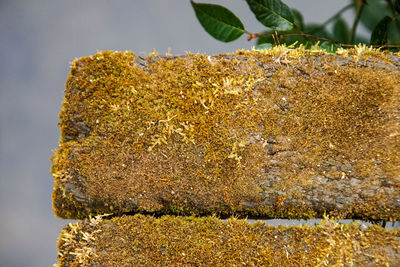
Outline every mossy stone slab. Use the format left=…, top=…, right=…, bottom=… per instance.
left=56, top=214, right=400, bottom=266
left=52, top=48, right=400, bottom=220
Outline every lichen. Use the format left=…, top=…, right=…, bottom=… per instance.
left=52, top=48, right=400, bottom=220
left=55, top=214, right=110, bottom=266
left=56, top=214, right=400, bottom=266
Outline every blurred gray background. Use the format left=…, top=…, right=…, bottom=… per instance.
left=0, top=0, right=365, bottom=266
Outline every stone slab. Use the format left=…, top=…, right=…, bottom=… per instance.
left=52, top=48, right=400, bottom=220
left=56, top=214, right=400, bottom=266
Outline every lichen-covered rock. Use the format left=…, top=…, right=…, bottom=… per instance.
left=52, top=47, right=400, bottom=220
left=56, top=214, right=400, bottom=266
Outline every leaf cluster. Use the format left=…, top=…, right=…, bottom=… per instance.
left=191, top=0, right=400, bottom=51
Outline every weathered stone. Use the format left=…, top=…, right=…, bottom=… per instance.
left=52, top=48, right=400, bottom=220
left=55, top=214, right=400, bottom=266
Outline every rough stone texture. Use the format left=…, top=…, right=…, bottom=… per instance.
left=52, top=48, right=400, bottom=220
left=56, top=214, right=400, bottom=266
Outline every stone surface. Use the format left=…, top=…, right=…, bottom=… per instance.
left=56, top=214, right=400, bottom=266
left=52, top=48, right=400, bottom=220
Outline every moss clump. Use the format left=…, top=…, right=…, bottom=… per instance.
left=52, top=48, right=400, bottom=220
left=56, top=214, right=400, bottom=266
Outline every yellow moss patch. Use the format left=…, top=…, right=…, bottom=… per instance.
left=52, top=49, right=400, bottom=220
left=56, top=214, right=400, bottom=266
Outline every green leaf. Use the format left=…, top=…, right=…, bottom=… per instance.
left=256, top=31, right=275, bottom=45
left=394, top=0, right=400, bottom=14
left=388, top=21, right=400, bottom=44
left=191, top=1, right=245, bottom=42
left=358, top=0, right=390, bottom=31
left=291, top=8, right=304, bottom=30
left=305, top=24, right=330, bottom=38
left=333, top=16, right=349, bottom=44
left=319, top=42, right=341, bottom=53
left=370, top=16, right=393, bottom=45
left=246, top=0, right=294, bottom=31
left=254, top=43, right=273, bottom=50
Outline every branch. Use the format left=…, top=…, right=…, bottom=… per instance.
left=350, top=0, right=366, bottom=44
left=248, top=31, right=400, bottom=49
left=246, top=0, right=400, bottom=50
left=309, top=3, right=354, bottom=35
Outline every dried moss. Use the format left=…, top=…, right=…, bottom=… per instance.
left=56, top=214, right=400, bottom=266
left=52, top=47, right=400, bottom=220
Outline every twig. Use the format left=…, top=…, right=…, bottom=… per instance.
left=350, top=0, right=366, bottom=44
left=246, top=0, right=400, bottom=50
left=280, top=32, right=341, bottom=45
left=249, top=31, right=400, bottom=49
left=309, top=3, right=354, bottom=34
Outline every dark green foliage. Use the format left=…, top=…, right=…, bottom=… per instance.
left=254, top=42, right=273, bottom=50
left=395, top=0, right=400, bottom=14
left=304, top=23, right=330, bottom=38
left=291, top=8, right=304, bottom=30
left=254, top=8, right=308, bottom=48
left=333, top=16, right=349, bottom=44
left=246, top=0, right=294, bottom=31
left=191, top=0, right=400, bottom=50
left=190, top=1, right=245, bottom=42
left=358, top=0, right=390, bottom=31
left=370, top=16, right=393, bottom=45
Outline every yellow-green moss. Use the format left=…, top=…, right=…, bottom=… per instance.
left=52, top=48, right=400, bottom=220
left=56, top=214, right=400, bottom=266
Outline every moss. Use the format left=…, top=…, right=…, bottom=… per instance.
left=56, top=214, right=400, bottom=266
left=52, top=48, right=400, bottom=220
